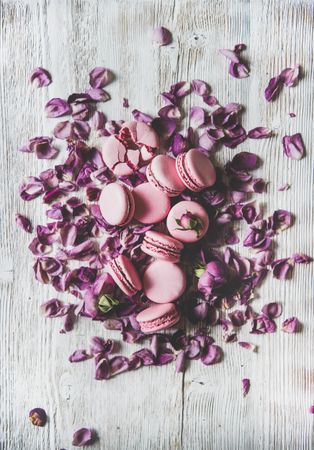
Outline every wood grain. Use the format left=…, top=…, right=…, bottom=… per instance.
left=0, top=0, right=313, bottom=449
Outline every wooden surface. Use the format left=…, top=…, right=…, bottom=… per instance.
left=1, top=0, right=313, bottom=449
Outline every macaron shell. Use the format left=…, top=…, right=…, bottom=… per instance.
left=166, top=200, right=209, bottom=243
left=147, top=155, right=185, bottom=197
left=99, top=183, right=135, bottom=226
left=176, top=148, right=216, bottom=191
left=122, top=121, right=159, bottom=162
left=141, top=230, right=184, bottom=262
left=136, top=303, right=180, bottom=333
left=143, top=260, right=186, bottom=303
left=133, top=183, right=171, bottom=224
left=108, top=255, right=142, bottom=295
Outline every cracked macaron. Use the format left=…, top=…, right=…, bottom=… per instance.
left=108, top=255, right=142, bottom=296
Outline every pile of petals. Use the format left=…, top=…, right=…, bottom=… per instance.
left=17, top=57, right=311, bottom=381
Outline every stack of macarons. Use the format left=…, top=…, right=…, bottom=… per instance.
left=99, top=144, right=216, bottom=334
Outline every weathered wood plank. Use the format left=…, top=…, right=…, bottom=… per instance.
left=0, top=0, right=313, bottom=449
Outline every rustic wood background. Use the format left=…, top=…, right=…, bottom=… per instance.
left=1, top=0, right=313, bottom=449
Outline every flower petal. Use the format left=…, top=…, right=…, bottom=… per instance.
left=69, top=349, right=91, bottom=363
left=261, top=302, right=282, bottom=319
left=242, top=378, right=250, bottom=397
left=30, top=67, right=52, bottom=87
left=89, top=67, right=112, bottom=88
left=282, top=316, right=300, bottom=333
left=15, top=213, right=32, bottom=233
left=152, top=26, right=172, bottom=46
left=45, top=98, right=71, bottom=117
left=248, top=127, right=272, bottom=139
left=72, top=428, right=94, bottom=447
left=280, top=64, right=301, bottom=87
left=282, top=133, right=305, bottom=160
left=189, top=106, right=205, bottom=128
left=191, top=79, right=210, bottom=96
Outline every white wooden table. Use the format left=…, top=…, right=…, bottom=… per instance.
left=1, top=0, right=313, bottom=449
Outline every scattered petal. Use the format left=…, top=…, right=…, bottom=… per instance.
left=29, top=408, right=47, bottom=427
left=69, top=349, right=91, bottom=363
left=191, top=79, right=210, bottom=96
left=282, top=133, right=305, bottom=160
left=242, top=378, right=250, bottom=397
left=261, top=302, right=282, bottom=319
left=15, top=213, right=32, bottom=233
left=30, top=67, right=52, bottom=87
left=282, top=316, right=300, bottom=333
left=72, top=427, right=94, bottom=447
left=238, top=341, right=257, bottom=352
left=45, top=98, right=71, bottom=117
left=152, top=26, right=172, bottom=46
left=89, top=67, right=112, bottom=88
left=248, top=127, right=272, bottom=139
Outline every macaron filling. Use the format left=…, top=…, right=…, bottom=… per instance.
left=139, top=310, right=180, bottom=330
left=142, top=235, right=182, bottom=258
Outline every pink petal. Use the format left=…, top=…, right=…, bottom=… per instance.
left=191, top=79, right=210, bottom=96
left=282, top=316, right=300, bottom=333
left=152, top=26, right=172, bottom=46
left=189, top=106, right=205, bottom=128
left=89, top=67, right=112, bottom=88
left=15, top=213, right=32, bottom=233
left=72, top=428, right=94, bottom=447
left=30, top=67, right=52, bottom=87
left=282, top=133, right=305, bottom=160
left=45, top=98, right=71, bottom=117
left=280, top=64, right=301, bottom=87
left=248, top=127, right=272, bottom=139
left=242, top=378, right=250, bottom=397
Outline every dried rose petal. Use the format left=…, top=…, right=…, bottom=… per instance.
left=191, top=79, right=210, bottom=96
left=261, top=302, right=282, bottom=319
left=282, top=316, right=300, bottom=333
left=292, top=253, right=312, bottom=264
left=238, top=341, right=257, bottom=352
left=231, top=151, right=259, bottom=171
left=72, top=427, right=94, bottom=447
left=53, top=121, right=74, bottom=140
left=309, top=405, right=314, bottom=414
left=19, top=176, right=45, bottom=201
left=280, top=65, right=300, bottom=87
left=30, top=67, right=52, bottom=88
left=86, top=87, right=110, bottom=102
left=69, top=349, right=91, bottom=363
left=189, top=107, right=205, bottom=128
left=278, top=183, right=291, bottom=192
left=15, top=213, right=32, bottom=233
left=242, top=378, right=250, bottom=397
left=282, top=133, right=305, bottom=160
left=29, top=408, right=47, bottom=427
left=248, top=127, right=272, bottom=139
left=152, top=26, right=172, bottom=46
left=229, top=62, right=249, bottom=79
left=123, top=98, right=129, bottom=108
left=132, top=109, right=153, bottom=124
left=45, top=98, right=71, bottom=117
left=90, top=111, right=106, bottom=130
left=89, top=67, right=112, bottom=88
left=271, top=258, right=294, bottom=280
left=264, top=75, right=282, bottom=102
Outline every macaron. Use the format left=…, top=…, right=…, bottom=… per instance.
left=146, top=154, right=185, bottom=197
left=141, top=230, right=184, bottom=263
left=176, top=148, right=216, bottom=192
left=108, top=255, right=142, bottom=296
left=166, top=200, right=209, bottom=243
left=122, top=121, right=159, bottom=163
left=136, top=303, right=181, bottom=333
left=98, top=182, right=135, bottom=226
left=143, top=260, right=186, bottom=303
left=133, top=182, right=171, bottom=224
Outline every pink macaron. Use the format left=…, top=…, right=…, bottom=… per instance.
left=136, top=303, right=181, bottom=333
left=98, top=182, right=135, bottom=226
left=143, top=260, right=186, bottom=303
left=101, top=121, right=159, bottom=176
left=146, top=154, right=185, bottom=197
left=141, top=230, right=184, bottom=263
left=133, top=182, right=171, bottom=224
left=166, top=200, right=209, bottom=243
left=176, top=148, right=216, bottom=192
left=108, top=255, right=142, bottom=296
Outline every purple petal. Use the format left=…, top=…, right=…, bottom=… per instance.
left=30, top=67, right=52, bottom=88
left=15, top=213, right=32, bottom=233
left=282, top=133, right=305, bottom=160
left=90, top=337, right=115, bottom=356
left=85, top=88, right=110, bottom=102
left=31, top=136, right=59, bottom=160
left=280, top=65, right=300, bottom=87
left=109, top=356, right=129, bottom=376
left=152, top=117, right=177, bottom=139
left=123, top=98, right=129, bottom=108
left=271, top=258, right=293, bottom=280
left=264, top=75, right=282, bottom=102
left=90, top=111, right=106, bottom=130
left=95, top=355, right=110, bottom=380
left=261, top=302, right=282, bottom=319
left=228, top=310, right=246, bottom=327
left=152, top=26, right=172, bottom=46
left=89, top=67, right=112, bottom=88
left=170, top=81, right=191, bottom=98
left=231, top=152, right=259, bottom=171
left=219, top=48, right=240, bottom=63
left=282, top=316, right=300, bottom=333
left=45, top=98, right=71, bottom=118
left=72, top=428, right=94, bottom=447
left=73, top=121, right=91, bottom=140
left=251, top=315, right=277, bottom=334
left=175, top=351, right=185, bottom=373
left=132, top=109, right=153, bottom=124
left=309, top=405, right=314, bottom=414
left=292, top=253, right=312, bottom=264
left=201, top=344, right=222, bottom=365
left=19, top=176, right=44, bottom=201
left=53, top=121, right=74, bottom=140
left=189, top=107, right=205, bottom=128
left=191, top=79, right=210, bottom=96
left=229, top=62, right=250, bottom=79
left=170, top=133, right=188, bottom=156
left=158, top=105, right=181, bottom=119
left=40, top=298, right=68, bottom=318
left=242, top=378, right=250, bottom=397
left=69, top=349, right=91, bottom=363
left=278, top=183, right=291, bottom=192
left=203, top=95, right=219, bottom=106
left=248, top=127, right=272, bottom=139
left=238, top=341, right=257, bottom=352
